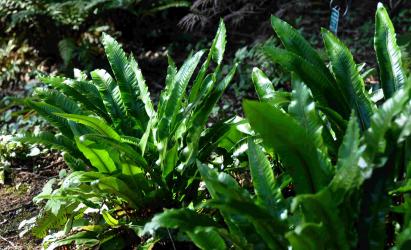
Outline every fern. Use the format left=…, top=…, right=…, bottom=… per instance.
left=21, top=20, right=238, bottom=248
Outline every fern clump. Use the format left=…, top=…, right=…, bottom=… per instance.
left=144, top=3, right=411, bottom=249
left=19, top=20, right=242, bottom=248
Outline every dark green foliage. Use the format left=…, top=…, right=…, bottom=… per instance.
left=143, top=3, right=411, bottom=249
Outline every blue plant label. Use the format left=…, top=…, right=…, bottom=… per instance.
left=329, top=7, right=340, bottom=35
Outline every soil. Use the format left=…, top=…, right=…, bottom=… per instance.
left=0, top=153, right=65, bottom=250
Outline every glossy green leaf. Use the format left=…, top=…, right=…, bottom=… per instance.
left=102, top=33, right=148, bottom=126
left=94, top=176, right=140, bottom=208
left=90, top=69, right=126, bottom=122
left=271, top=15, right=330, bottom=78
left=129, top=55, right=156, bottom=119
left=288, top=78, right=333, bottom=155
left=40, top=76, right=111, bottom=122
left=35, top=88, right=83, bottom=115
left=75, top=137, right=117, bottom=173
left=143, top=208, right=221, bottom=234
left=102, top=211, right=119, bottom=226
left=69, top=80, right=108, bottom=120
left=81, top=134, right=148, bottom=169
left=364, top=83, right=411, bottom=164
left=322, top=29, right=374, bottom=130
left=286, top=223, right=325, bottom=250
left=18, top=132, right=81, bottom=159
left=251, top=67, right=276, bottom=101
left=244, top=100, right=332, bottom=194
left=189, top=19, right=226, bottom=103
left=157, top=56, right=177, bottom=120
left=187, top=228, right=227, bottom=250
left=247, top=139, right=277, bottom=207
left=184, top=64, right=237, bottom=164
left=330, top=114, right=364, bottom=201
left=55, top=113, right=121, bottom=141
left=211, top=19, right=226, bottom=65
left=292, top=190, right=350, bottom=250
left=63, top=153, right=87, bottom=171
left=162, top=142, right=178, bottom=179
left=26, top=100, right=73, bottom=138
left=263, top=46, right=348, bottom=117
left=375, top=3, right=406, bottom=99
left=157, top=50, right=205, bottom=141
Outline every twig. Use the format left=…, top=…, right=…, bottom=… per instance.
left=0, top=235, right=17, bottom=249
left=43, top=159, right=64, bottom=170
left=167, top=228, right=176, bottom=250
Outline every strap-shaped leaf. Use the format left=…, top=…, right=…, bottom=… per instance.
left=35, top=88, right=83, bottom=115
left=263, top=46, right=349, bottom=117
left=322, top=29, right=375, bottom=130
left=157, top=50, right=205, bottom=141
left=288, top=78, right=335, bottom=155
left=75, top=137, right=117, bottom=173
left=161, top=143, right=178, bottom=179
left=143, top=208, right=221, bottom=234
left=119, top=159, right=150, bottom=195
left=317, top=105, right=347, bottom=140
left=330, top=114, right=364, bottom=201
left=63, top=153, right=87, bottom=171
left=211, top=19, right=226, bottom=65
left=66, top=172, right=140, bottom=208
left=244, top=101, right=332, bottom=194
left=55, top=113, right=121, bottom=141
left=247, top=139, right=277, bottom=208
left=252, top=67, right=292, bottom=109
left=157, top=56, right=177, bottom=120
left=187, top=229, right=227, bottom=250
left=375, top=3, right=406, bottom=99
left=286, top=223, right=325, bottom=250
left=189, top=19, right=226, bottom=103
left=102, top=33, right=148, bottom=126
left=197, top=161, right=267, bottom=248
left=81, top=134, right=148, bottom=170
left=271, top=15, right=331, bottom=80
left=364, top=83, right=411, bottom=164
left=26, top=100, right=73, bottom=138
left=291, top=190, right=350, bottom=249
left=397, top=103, right=411, bottom=143
left=18, top=132, right=81, bottom=159
left=251, top=67, right=275, bottom=101
left=41, top=76, right=111, bottom=122
left=69, top=80, right=108, bottom=120
left=90, top=69, right=126, bottom=122
left=183, top=65, right=237, bottom=164
left=198, top=117, right=244, bottom=159
left=129, top=55, right=155, bottom=119
left=198, top=162, right=287, bottom=249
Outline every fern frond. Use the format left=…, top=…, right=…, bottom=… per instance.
left=129, top=55, right=155, bottom=119
left=322, top=29, right=375, bottom=131
left=41, top=76, right=111, bottom=122
left=18, top=132, right=81, bottom=158
left=34, top=88, right=83, bottom=115
left=90, top=69, right=126, bottom=123
left=102, top=33, right=148, bottom=129
left=26, top=100, right=74, bottom=138
left=375, top=3, right=406, bottom=99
